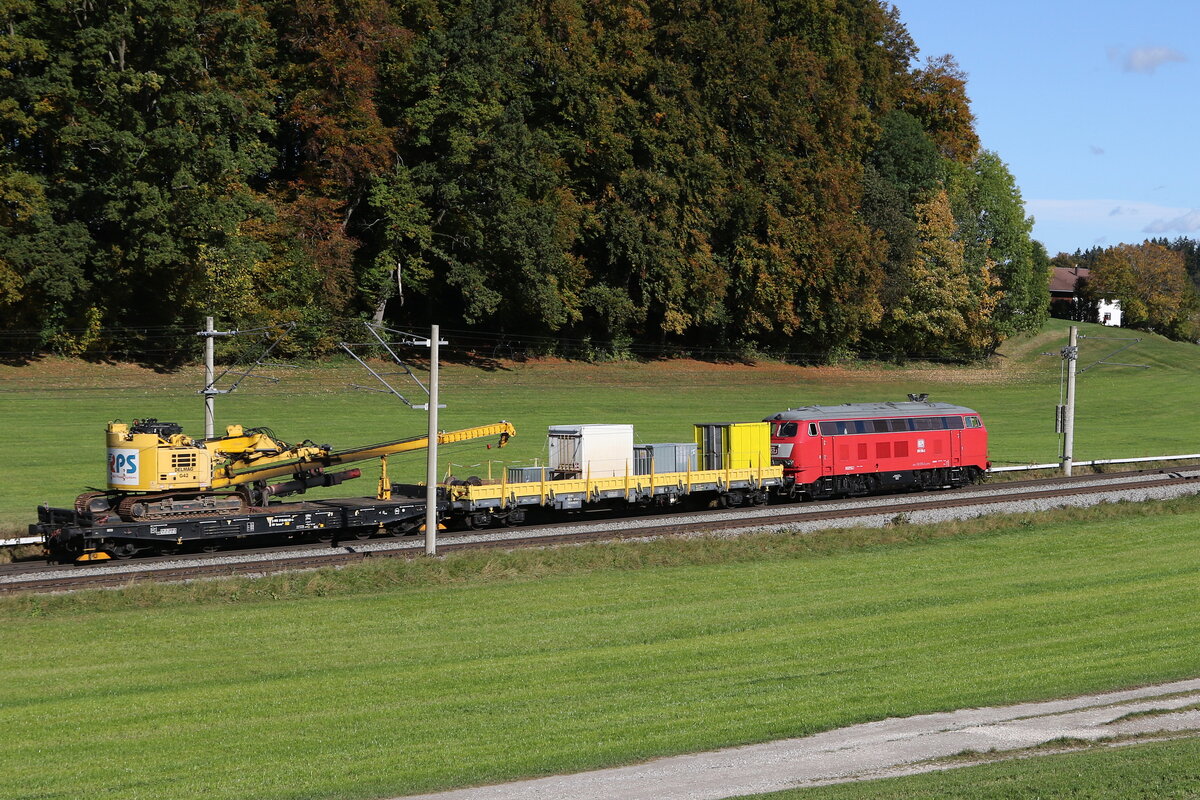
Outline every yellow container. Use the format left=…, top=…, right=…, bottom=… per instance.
left=694, top=422, right=770, bottom=471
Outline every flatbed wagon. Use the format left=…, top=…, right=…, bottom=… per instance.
left=34, top=494, right=432, bottom=561
left=442, top=464, right=785, bottom=528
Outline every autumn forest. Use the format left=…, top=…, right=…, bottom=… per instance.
left=1, top=0, right=1187, bottom=363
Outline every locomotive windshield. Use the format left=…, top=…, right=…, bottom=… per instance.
left=773, top=422, right=799, bottom=438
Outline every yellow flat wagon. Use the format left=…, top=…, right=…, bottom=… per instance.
left=443, top=422, right=783, bottom=529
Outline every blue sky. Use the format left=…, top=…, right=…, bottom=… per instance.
left=895, top=1, right=1199, bottom=256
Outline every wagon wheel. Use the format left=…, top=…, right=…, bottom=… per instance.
left=464, top=513, right=491, bottom=530
left=108, top=542, right=138, bottom=560
left=388, top=520, right=421, bottom=536
left=500, top=509, right=526, bottom=527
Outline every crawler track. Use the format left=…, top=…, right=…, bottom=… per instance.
left=4, top=468, right=1199, bottom=595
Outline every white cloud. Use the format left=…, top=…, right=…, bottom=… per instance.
left=1143, top=209, right=1200, bottom=234
left=1027, top=199, right=1197, bottom=253
left=1116, top=46, right=1187, bottom=74
left=1027, top=199, right=1183, bottom=223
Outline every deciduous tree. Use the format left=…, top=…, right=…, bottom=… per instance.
left=1089, top=242, right=1199, bottom=339
left=903, top=54, right=978, bottom=163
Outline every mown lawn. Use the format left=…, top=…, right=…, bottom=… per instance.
left=749, top=736, right=1200, bottom=799
left=3, top=498, right=1199, bottom=799
left=3, top=318, right=1199, bottom=532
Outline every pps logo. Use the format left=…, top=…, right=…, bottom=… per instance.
left=108, top=447, right=140, bottom=486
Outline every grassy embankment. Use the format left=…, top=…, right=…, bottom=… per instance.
left=2, top=318, right=1198, bottom=533
left=3, top=493, right=1200, bottom=799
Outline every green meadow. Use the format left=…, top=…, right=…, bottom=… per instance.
left=3, top=320, right=1200, bottom=799
left=3, top=496, right=1200, bottom=799
left=2, top=318, right=1197, bottom=532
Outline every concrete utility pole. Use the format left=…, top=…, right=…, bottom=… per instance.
left=1061, top=325, right=1078, bottom=476
left=425, top=324, right=440, bottom=555
left=203, top=316, right=217, bottom=438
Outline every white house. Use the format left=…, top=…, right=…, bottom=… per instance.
left=1049, top=266, right=1122, bottom=326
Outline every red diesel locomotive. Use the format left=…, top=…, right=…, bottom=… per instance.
left=765, top=400, right=989, bottom=499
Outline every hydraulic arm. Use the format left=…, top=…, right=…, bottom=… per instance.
left=207, top=422, right=516, bottom=488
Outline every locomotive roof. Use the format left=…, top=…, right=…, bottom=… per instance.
left=765, top=401, right=979, bottom=421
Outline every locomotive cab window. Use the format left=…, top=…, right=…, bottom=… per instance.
left=775, top=422, right=798, bottom=438
left=808, top=423, right=818, bottom=436
left=965, top=416, right=982, bottom=428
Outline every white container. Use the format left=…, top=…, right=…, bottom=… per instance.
left=547, top=424, right=635, bottom=478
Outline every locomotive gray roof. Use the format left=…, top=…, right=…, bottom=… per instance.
left=765, top=401, right=979, bottom=422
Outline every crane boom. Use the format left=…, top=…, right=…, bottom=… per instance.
left=207, top=422, right=516, bottom=488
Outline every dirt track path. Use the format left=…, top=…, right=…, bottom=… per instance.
left=400, top=678, right=1200, bottom=800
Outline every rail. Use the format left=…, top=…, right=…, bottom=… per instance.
left=989, top=453, right=1200, bottom=473
left=7, top=452, right=1198, bottom=549
left=9, top=468, right=1200, bottom=593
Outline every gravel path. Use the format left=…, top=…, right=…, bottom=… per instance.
left=399, top=678, right=1200, bottom=800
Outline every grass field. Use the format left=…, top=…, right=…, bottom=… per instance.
left=746, top=736, right=1200, bottom=799
left=4, top=320, right=1200, bottom=799
left=3, top=495, right=1200, bottom=799
left=2, top=318, right=1200, bottom=532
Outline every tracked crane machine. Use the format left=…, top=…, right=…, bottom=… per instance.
left=80, top=418, right=515, bottom=522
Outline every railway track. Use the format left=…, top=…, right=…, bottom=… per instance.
left=4, top=467, right=1199, bottom=595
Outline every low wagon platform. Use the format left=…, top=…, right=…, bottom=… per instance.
left=440, top=464, right=785, bottom=528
